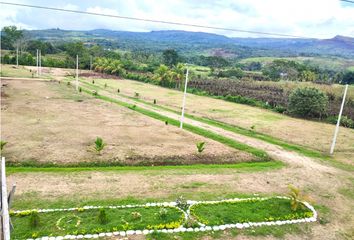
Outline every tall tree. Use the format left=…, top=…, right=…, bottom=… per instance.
left=162, top=49, right=179, bottom=67
left=1, top=26, right=23, bottom=50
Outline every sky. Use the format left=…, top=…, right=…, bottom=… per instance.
left=0, top=0, right=353, bottom=39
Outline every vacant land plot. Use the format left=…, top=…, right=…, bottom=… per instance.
left=1, top=79, right=253, bottom=166
left=79, top=77, right=354, bottom=166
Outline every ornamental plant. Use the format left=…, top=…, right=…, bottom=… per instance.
left=29, top=211, right=40, bottom=228
left=98, top=208, right=108, bottom=224
left=176, top=196, right=189, bottom=211
left=158, top=208, right=168, bottom=220
left=288, top=184, right=312, bottom=211
left=196, top=141, right=206, bottom=153
left=94, top=137, right=106, bottom=154
left=131, top=211, right=142, bottom=220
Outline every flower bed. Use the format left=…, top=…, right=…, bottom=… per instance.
left=12, top=202, right=185, bottom=239
left=11, top=197, right=317, bottom=239
left=188, top=196, right=315, bottom=226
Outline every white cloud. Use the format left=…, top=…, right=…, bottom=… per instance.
left=0, top=0, right=353, bottom=38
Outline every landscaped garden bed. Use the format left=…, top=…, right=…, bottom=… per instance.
left=11, top=196, right=316, bottom=239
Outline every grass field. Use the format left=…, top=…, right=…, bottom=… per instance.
left=79, top=77, right=354, bottom=166
left=1, top=65, right=354, bottom=240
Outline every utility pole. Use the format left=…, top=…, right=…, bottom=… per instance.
left=1, top=29, right=2, bottom=77
left=36, top=49, right=39, bottom=77
left=330, top=84, right=349, bottom=155
left=180, top=67, right=189, bottom=129
left=16, top=45, right=18, bottom=67
left=39, top=50, right=42, bottom=76
left=76, top=55, right=79, bottom=91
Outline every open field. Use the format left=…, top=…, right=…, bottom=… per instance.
left=78, top=76, right=354, bottom=166
left=1, top=65, right=354, bottom=240
left=1, top=78, right=253, bottom=166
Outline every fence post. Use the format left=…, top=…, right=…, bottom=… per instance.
left=1, top=157, right=10, bottom=240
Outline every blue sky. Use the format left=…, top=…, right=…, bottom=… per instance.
left=0, top=0, right=353, bottom=38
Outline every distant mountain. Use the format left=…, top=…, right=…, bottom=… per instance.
left=26, top=29, right=354, bottom=58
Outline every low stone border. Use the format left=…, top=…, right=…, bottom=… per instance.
left=16, top=196, right=317, bottom=240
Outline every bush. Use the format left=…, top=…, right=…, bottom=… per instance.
left=326, top=115, right=354, bottom=128
left=288, top=87, right=328, bottom=118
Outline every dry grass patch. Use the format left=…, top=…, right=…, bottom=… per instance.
left=1, top=79, right=253, bottom=166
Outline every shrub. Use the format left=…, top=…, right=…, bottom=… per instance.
left=131, top=211, right=142, bottom=220
left=326, top=115, right=354, bottom=128
left=92, top=80, right=95, bottom=84
left=94, top=137, right=106, bottom=154
left=176, top=196, right=189, bottom=211
left=104, top=83, right=107, bottom=88
left=29, top=211, right=40, bottom=228
left=67, top=81, right=71, bottom=86
left=196, top=142, right=206, bottom=153
left=153, top=99, right=157, bottom=104
left=79, top=87, right=82, bottom=93
left=98, top=208, right=108, bottom=224
left=165, top=120, right=168, bottom=125
left=274, top=105, right=286, bottom=113
left=135, top=92, right=140, bottom=98
left=158, top=208, right=168, bottom=219
left=288, top=87, right=328, bottom=118
left=92, top=90, right=98, bottom=96
left=117, top=89, right=120, bottom=93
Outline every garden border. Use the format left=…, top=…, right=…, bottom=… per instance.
left=14, top=196, right=317, bottom=240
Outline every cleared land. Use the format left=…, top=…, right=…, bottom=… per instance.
left=1, top=78, right=253, bottom=166
left=79, top=76, right=354, bottom=166
left=2, top=65, right=354, bottom=240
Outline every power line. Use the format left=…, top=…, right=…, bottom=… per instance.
left=340, top=0, right=354, bottom=4
left=0, top=1, right=315, bottom=39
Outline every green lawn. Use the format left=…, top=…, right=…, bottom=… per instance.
left=190, top=198, right=313, bottom=226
